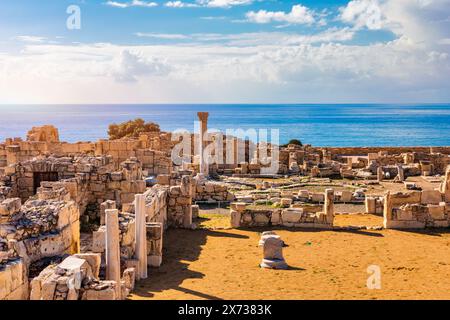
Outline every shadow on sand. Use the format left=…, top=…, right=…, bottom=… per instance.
left=132, top=227, right=249, bottom=300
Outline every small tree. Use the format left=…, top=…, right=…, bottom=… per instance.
left=108, top=118, right=160, bottom=140
left=281, top=139, right=303, bottom=148
left=287, top=139, right=302, bottom=146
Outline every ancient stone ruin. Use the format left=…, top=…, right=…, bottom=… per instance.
left=1, top=114, right=450, bottom=299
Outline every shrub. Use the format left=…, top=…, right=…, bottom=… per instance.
left=281, top=139, right=303, bottom=148
left=108, top=118, right=160, bottom=140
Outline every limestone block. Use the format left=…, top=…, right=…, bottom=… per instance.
left=73, top=253, right=101, bottom=279
left=0, top=259, right=26, bottom=300
left=122, top=268, right=136, bottom=291
left=396, top=208, right=413, bottom=221
left=0, top=198, right=21, bottom=216
left=254, top=213, right=270, bottom=225
left=280, top=198, right=293, bottom=207
left=298, top=190, right=309, bottom=200
left=280, top=191, right=293, bottom=198
left=146, top=254, right=161, bottom=267
left=241, top=212, right=254, bottom=225
left=281, top=209, right=302, bottom=224
left=84, top=287, right=116, bottom=300
left=341, top=190, right=353, bottom=202
left=41, top=275, right=58, bottom=300
left=58, top=256, right=93, bottom=281
left=428, top=204, right=445, bottom=220
left=421, top=190, right=443, bottom=205
left=271, top=210, right=281, bottom=225
left=230, top=210, right=241, bottom=228
left=182, top=205, right=192, bottom=228
left=310, top=193, right=325, bottom=203
left=156, top=174, right=170, bottom=185
left=365, top=197, right=377, bottom=214
left=170, top=186, right=181, bottom=196
left=191, top=205, right=199, bottom=219
left=231, top=202, right=247, bottom=212
left=390, top=191, right=421, bottom=206
left=205, top=183, right=215, bottom=193
left=177, top=197, right=191, bottom=205
left=92, top=228, right=106, bottom=253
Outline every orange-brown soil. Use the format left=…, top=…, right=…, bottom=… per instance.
left=130, top=214, right=450, bottom=300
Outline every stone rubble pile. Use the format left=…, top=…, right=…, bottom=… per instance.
left=30, top=254, right=135, bottom=300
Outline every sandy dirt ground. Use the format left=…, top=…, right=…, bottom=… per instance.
left=130, top=214, right=450, bottom=300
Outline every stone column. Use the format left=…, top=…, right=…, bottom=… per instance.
left=100, top=200, right=116, bottom=226
left=365, top=197, right=376, bottom=214
left=347, top=157, right=353, bottom=168
left=135, top=194, right=148, bottom=280
left=324, top=189, right=334, bottom=224
left=441, top=165, right=450, bottom=202
left=197, top=112, right=209, bottom=176
left=383, top=192, right=392, bottom=228
left=105, top=209, right=121, bottom=300
left=377, top=166, right=383, bottom=182
left=397, top=165, right=405, bottom=182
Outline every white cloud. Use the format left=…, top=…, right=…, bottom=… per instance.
left=133, top=28, right=355, bottom=45
left=165, top=0, right=252, bottom=8
left=113, top=50, right=171, bottom=82
left=1, top=0, right=449, bottom=103
left=200, top=0, right=253, bottom=8
left=165, top=1, right=200, bottom=8
left=105, top=0, right=158, bottom=8
left=340, top=0, right=384, bottom=30
left=135, top=32, right=190, bottom=39
left=246, top=4, right=316, bottom=25
left=15, top=36, right=47, bottom=43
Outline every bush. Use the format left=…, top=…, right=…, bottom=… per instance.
left=281, top=139, right=303, bottom=148
left=108, top=118, right=160, bottom=140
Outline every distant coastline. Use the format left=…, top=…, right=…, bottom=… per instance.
left=0, top=104, right=449, bottom=146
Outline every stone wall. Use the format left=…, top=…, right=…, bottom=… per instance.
left=383, top=190, right=450, bottom=229
left=193, top=180, right=235, bottom=203
left=231, top=189, right=335, bottom=229
left=167, top=175, right=193, bottom=228
left=0, top=258, right=28, bottom=300
left=322, top=146, right=450, bottom=156
left=0, top=126, right=173, bottom=176
left=1, top=156, right=146, bottom=222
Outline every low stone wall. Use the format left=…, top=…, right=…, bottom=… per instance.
left=193, top=180, right=235, bottom=203
left=383, top=190, right=450, bottom=229
left=323, top=146, right=450, bottom=156
left=231, top=189, right=335, bottom=229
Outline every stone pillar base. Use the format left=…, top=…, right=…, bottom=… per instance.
left=260, top=259, right=288, bottom=270
left=148, top=255, right=162, bottom=267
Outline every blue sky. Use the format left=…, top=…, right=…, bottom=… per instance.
left=0, top=0, right=393, bottom=45
left=0, top=0, right=449, bottom=103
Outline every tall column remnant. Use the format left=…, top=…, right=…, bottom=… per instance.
left=441, top=165, right=450, bottom=202
left=135, top=194, right=148, bottom=280
left=383, top=192, right=392, bottom=228
left=377, top=166, right=383, bottom=182
left=105, top=209, right=121, bottom=300
left=197, top=112, right=209, bottom=177
left=324, top=188, right=334, bottom=224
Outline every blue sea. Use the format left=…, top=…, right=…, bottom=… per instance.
left=0, top=104, right=449, bottom=147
